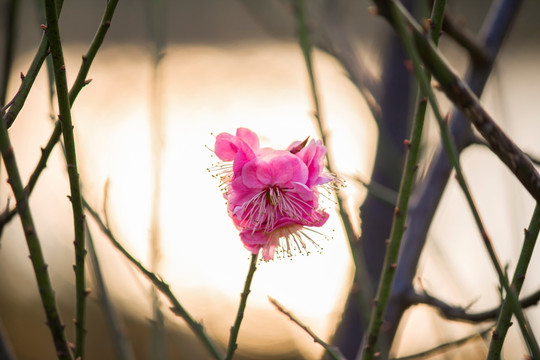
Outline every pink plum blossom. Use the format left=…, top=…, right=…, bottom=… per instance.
left=214, top=128, right=334, bottom=261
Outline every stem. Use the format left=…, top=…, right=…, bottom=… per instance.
left=83, top=199, right=223, bottom=360
left=43, top=0, right=86, bottom=357
left=359, top=3, right=430, bottom=356
left=487, top=204, right=540, bottom=358
left=0, top=84, right=72, bottom=360
left=225, top=253, right=258, bottom=360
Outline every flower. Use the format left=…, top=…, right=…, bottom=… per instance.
left=214, top=127, right=334, bottom=261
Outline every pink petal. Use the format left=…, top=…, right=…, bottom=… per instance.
left=236, top=128, right=260, bottom=152
left=214, top=133, right=238, bottom=161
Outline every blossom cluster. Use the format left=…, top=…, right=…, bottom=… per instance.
left=213, top=128, right=333, bottom=261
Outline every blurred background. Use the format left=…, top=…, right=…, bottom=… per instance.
left=1, top=0, right=540, bottom=359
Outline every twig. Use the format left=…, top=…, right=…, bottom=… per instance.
left=384, top=1, right=539, bottom=356
left=441, top=13, right=492, bottom=65
left=86, top=226, right=134, bottom=360
left=83, top=199, right=223, bottom=360
left=0, top=78, right=72, bottom=360
left=359, top=0, right=435, bottom=356
left=386, top=0, right=524, bottom=346
left=488, top=204, right=540, bottom=358
left=392, top=326, right=492, bottom=360
left=224, top=253, right=258, bottom=360
left=269, top=297, right=347, bottom=360
left=0, top=0, right=120, bottom=234
left=386, top=1, right=540, bottom=357
left=351, top=175, right=398, bottom=205
left=412, top=288, right=540, bottom=323
left=1, top=0, right=65, bottom=128
left=43, top=1, right=87, bottom=357
left=291, top=0, right=373, bottom=326
left=399, top=4, right=540, bottom=203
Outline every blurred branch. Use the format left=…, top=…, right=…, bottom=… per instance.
left=143, top=0, right=168, bottom=356
left=0, top=0, right=120, bottom=235
left=358, top=0, right=436, bottom=356
left=83, top=198, right=223, bottom=360
left=392, top=326, right=492, bottom=360
left=412, top=287, right=540, bottom=323
left=380, top=1, right=539, bottom=357
left=224, top=253, right=258, bottom=360
left=0, top=0, right=20, bottom=108
left=86, top=226, right=135, bottom=360
left=239, top=0, right=382, bottom=122
left=1, top=0, right=65, bottom=128
left=351, top=174, right=398, bottom=205
left=488, top=204, right=540, bottom=358
left=441, top=13, right=492, bottom=65
left=268, top=297, right=347, bottom=360
left=385, top=0, right=523, bottom=349
left=400, top=4, right=540, bottom=203
left=292, top=0, right=372, bottom=327
left=0, top=318, right=15, bottom=360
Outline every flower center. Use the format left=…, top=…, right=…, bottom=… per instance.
left=240, top=185, right=311, bottom=233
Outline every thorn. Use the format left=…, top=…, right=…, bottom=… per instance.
left=59, top=65, right=66, bottom=72
left=84, top=288, right=92, bottom=297
left=404, top=59, right=413, bottom=72
left=389, top=263, right=397, bottom=270
left=421, top=18, right=432, bottom=33
left=25, top=225, right=34, bottom=235
left=72, top=265, right=76, bottom=272
left=403, top=139, right=411, bottom=148
left=394, top=207, right=401, bottom=216
left=367, top=5, right=379, bottom=15
left=84, top=78, right=93, bottom=85
left=20, top=72, right=25, bottom=81
left=105, top=20, right=111, bottom=26
left=81, top=54, right=87, bottom=61
left=420, top=96, right=427, bottom=104
left=443, top=113, right=450, bottom=124
left=40, top=24, right=48, bottom=31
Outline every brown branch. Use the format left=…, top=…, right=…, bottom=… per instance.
left=412, top=288, right=540, bottom=323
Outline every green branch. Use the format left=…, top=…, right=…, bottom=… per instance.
left=487, top=204, right=540, bottom=358
left=380, top=1, right=539, bottom=357
left=224, top=253, right=258, bottom=360
left=0, top=81, right=72, bottom=360
left=386, top=1, right=540, bottom=204
left=43, top=0, right=86, bottom=357
left=83, top=199, right=223, bottom=360
left=359, top=1, right=437, bottom=355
